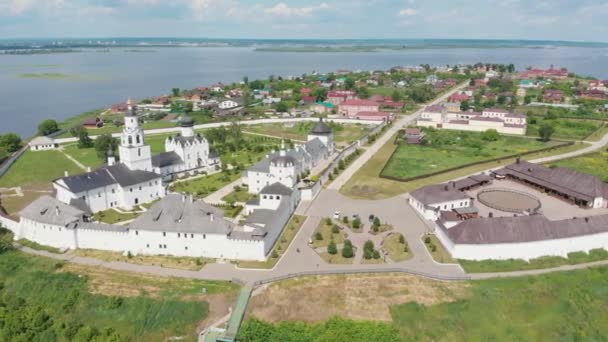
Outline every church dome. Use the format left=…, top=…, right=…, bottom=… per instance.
left=271, top=155, right=296, bottom=166
left=310, top=118, right=332, bottom=135
left=179, top=115, right=195, bottom=127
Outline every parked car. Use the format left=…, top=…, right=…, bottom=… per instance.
left=333, top=211, right=340, bottom=219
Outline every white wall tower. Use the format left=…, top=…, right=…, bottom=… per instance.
left=119, top=100, right=153, bottom=171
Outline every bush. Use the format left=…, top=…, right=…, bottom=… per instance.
left=373, top=250, right=381, bottom=259
left=271, top=250, right=279, bottom=258
left=430, top=244, right=437, bottom=252
left=327, top=241, right=338, bottom=255
left=373, top=217, right=381, bottom=229
left=398, top=234, right=405, bottom=244
left=342, top=245, right=354, bottom=258
left=105, top=296, right=123, bottom=310
left=331, top=225, right=340, bottom=234
left=315, top=232, right=323, bottom=241
left=424, top=236, right=431, bottom=244
left=352, top=218, right=361, bottom=229
left=342, top=216, right=349, bottom=224
left=325, top=218, right=332, bottom=225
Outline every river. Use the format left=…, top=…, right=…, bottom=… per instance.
left=1, top=45, right=608, bottom=137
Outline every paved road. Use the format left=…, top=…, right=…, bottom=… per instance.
left=328, top=82, right=469, bottom=190
left=54, top=117, right=382, bottom=144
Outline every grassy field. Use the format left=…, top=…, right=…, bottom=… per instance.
left=237, top=215, right=306, bottom=269
left=0, top=251, right=239, bottom=341
left=526, top=117, right=602, bottom=140
left=391, top=266, right=608, bottom=340
left=585, top=123, right=608, bottom=141
left=221, top=188, right=255, bottom=203
left=0, top=150, right=82, bottom=188
left=170, top=172, right=242, bottom=198
left=547, top=151, right=608, bottom=182
left=459, top=248, right=608, bottom=273
left=62, top=143, right=105, bottom=168
left=340, top=133, right=587, bottom=200
left=381, top=130, right=561, bottom=181
left=382, top=233, right=411, bottom=262
left=423, top=234, right=456, bottom=264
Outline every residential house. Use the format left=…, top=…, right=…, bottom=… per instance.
left=338, top=99, right=380, bottom=118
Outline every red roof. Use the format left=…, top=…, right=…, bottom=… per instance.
left=356, top=111, right=391, bottom=117
left=450, top=94, right=470, bottom=101
left=340, top=99, right=379, bottom=107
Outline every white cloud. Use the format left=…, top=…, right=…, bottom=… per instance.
left=398, top=8, right=416, bottom=17
left=1, top=0, right=37, bottom=15
left=264, top=2, right=330, bottom=17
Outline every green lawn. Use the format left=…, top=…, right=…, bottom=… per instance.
left=391, top=266, right=608, bottom=340
left=93, top=208, right=142, bottom=224
left=311, top=219, right=347, bottom=249
left=459, top=249, right=608, bottom=273
left=547, top=151, right=608, bottom=182
left=526, top=117, right=602, bottom=140
left=382, top=233, right=411, bottom=262
left=0, top=150, right=82, bottom=188
left=0, top=250, right=238, bottom=341
left=422, top=234, right=456, bottom=264
left=170, top=172, right=242, bottom=198
left=381, top=130, right=562, bottom=181
left=62, top=143, right=105, bottom=168
left=221, top=188, right=255, bottom=203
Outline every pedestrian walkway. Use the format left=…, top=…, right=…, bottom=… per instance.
left=221, top=285, right=253, bottom=341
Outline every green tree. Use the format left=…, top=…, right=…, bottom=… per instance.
left=460, top=100, right=470, bottom=111
left=313, top=88, right=328, bottom=102
left=342, top=244, right=354, bottom=258
left=356, top=86, right=370, bottom=99
left=391, top=89, right=403, bottom=102
left=315, top=232, right=323, bottom=241
left=373, top=217, right=381, bottom=229
left=276, top=102, right=288, bottom=112
left=38, top=119, right=59, bottom=136
left=94, top=134, right=119, bottom=160
left=539, top=123, right=555, bottom=141
left=0, top=227, right=14, bottom=254
left=352, top=217, right=361, bottom=229
left=327, top=240, right=338, bottom=255
left=171, top=88, right=180, bottom=97
left=0, top=133, right=22, bottom=153
left=243, top=76, right=249, bottom=84
left=481, top=129, right=500, bottom=141
left=345, top=78, right=355, bottom=90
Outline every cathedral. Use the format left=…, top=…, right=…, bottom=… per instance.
left=53, top=102, right=219, bottom=213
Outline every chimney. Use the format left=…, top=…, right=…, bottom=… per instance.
left=210, top=213, right=214, bottom=222
left=55, top=206, right=60, bottom=216
left=489, top=212, right=493, bottom=218
left=64, top=171, right=69, bottom=177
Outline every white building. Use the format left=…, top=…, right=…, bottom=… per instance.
left=218, top=100, right=239, bottom=110
left=246, top=119, right=334, bottom=194
left=29, top=136, right=57, bottom=151
left=153, top=115, right=220, bottom=181
left=417, top=105, right=527, bottom=135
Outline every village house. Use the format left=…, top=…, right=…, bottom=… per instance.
left=327, top=90, right=357, bottom=105
left=29, top=136, right=58, bottom=151
left=417, top=105, right=527, bottom=135
left=543, top=89, right=564, bottom=103
left=338, top=99, right=380, bottom=118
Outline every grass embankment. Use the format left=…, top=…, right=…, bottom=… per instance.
left=381, top=130, right=561, bottom=181
left=72, top=249, right=215, bottom=271
left=382, top=233, right=411, bottom=262
left=17, top=238, right=63, bottom=253
left=340, top=132, right=588, bottom=200
left=423, top=234, right=456, bottom=264
left=0, top=250, right=239, bottom=341
left=237, top=215, right=306, bottom=269
left=459, top=248, right=608, bottom=273
left=547, top=151, right=608, bottom=182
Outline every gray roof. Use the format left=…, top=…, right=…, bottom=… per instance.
left=271, top=154, right=296, bottom=166
left=495, top=161, right=608, bottom=202
left=310, top=118, right=332, bottom=135
left=130, top=194, right=234, bottom=235
left=168, top=134, right=206, bottom=147
left=239, top=197, right=292, bottom=241
left=20, top=195, right=84, bottom=226
left=410, top=184, right=471, bottom=206
left=260, top=182, right=293, bottom=196
left=29, top=136, right=55, bottom=146
left=444, top=214, right=608, bottom=244
left=304, top=138, right=327, bottom=161
left=55, top=164, right=160, bottom=193
left=152, top=151, right=183, bottom=168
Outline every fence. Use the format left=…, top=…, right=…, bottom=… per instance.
left=379, top=141, right=575, bottom=183
left=253, top=267, right=471, bottom=286
left=0, top=146, right=27, bottom=179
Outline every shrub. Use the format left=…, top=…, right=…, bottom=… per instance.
left=352, top=218, right=361, bottom=229
left=430, top=244, right=437, bottom=252
left=364, top=240, right=374, bottom=252
left=315, top=232, right=323, bottom=241
left=342, top=216, right=349, bottom=224
left=105, top=296, right=123, bottom=310
left=342, top=245, right=354, bottom=258
left=363, top=249, right=374, bottom=260
left=331, top=225, right=340, bottom=234
left=344, top=239, right=353, bottom=248
left=271, top=250, right=279, bottom=258
left=127, top=251, right=133, bottom=259
left=327, top=241, right=338, bottom=255
left=424, top=236, right=431, bottom=244
left=325, top=218, right=332, bottom=225
left=373, top=250, right=381, bottom=259
left=373, top=217, right=381, bottom=229
left=398, top=234, right=405, bottom=244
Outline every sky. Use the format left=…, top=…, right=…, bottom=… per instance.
left=0, top=0, right=607, bottom=41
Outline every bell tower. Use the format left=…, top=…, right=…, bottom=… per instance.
left=118, top=99, right=153, bottom=171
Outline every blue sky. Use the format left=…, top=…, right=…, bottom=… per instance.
left=1, top=0, right=607, bottom=41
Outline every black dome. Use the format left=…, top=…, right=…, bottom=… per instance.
left=179, top=115, right=194, bottom=127
left=310, top=118, right=332, bottom=135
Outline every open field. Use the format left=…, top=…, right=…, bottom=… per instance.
left=0, top=251, right=239, bottom=342
left=526, top=117, right=602, bottom=140
left=459, top=248, right=608, bottom=273
left=62, top=143, right=104, bottom=168
left=72, top=249, right=214, bottom=271
left=547, top=151, right=608, bottom=182
left=381, top=130, right=562, bottom=181
left=0, top=150, right=82, bottom=188
left=340, top=133, right=589, bottom=200
left=246, top=273, right=468, bottom=322
left=237, top=215, right=306, bottom=269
